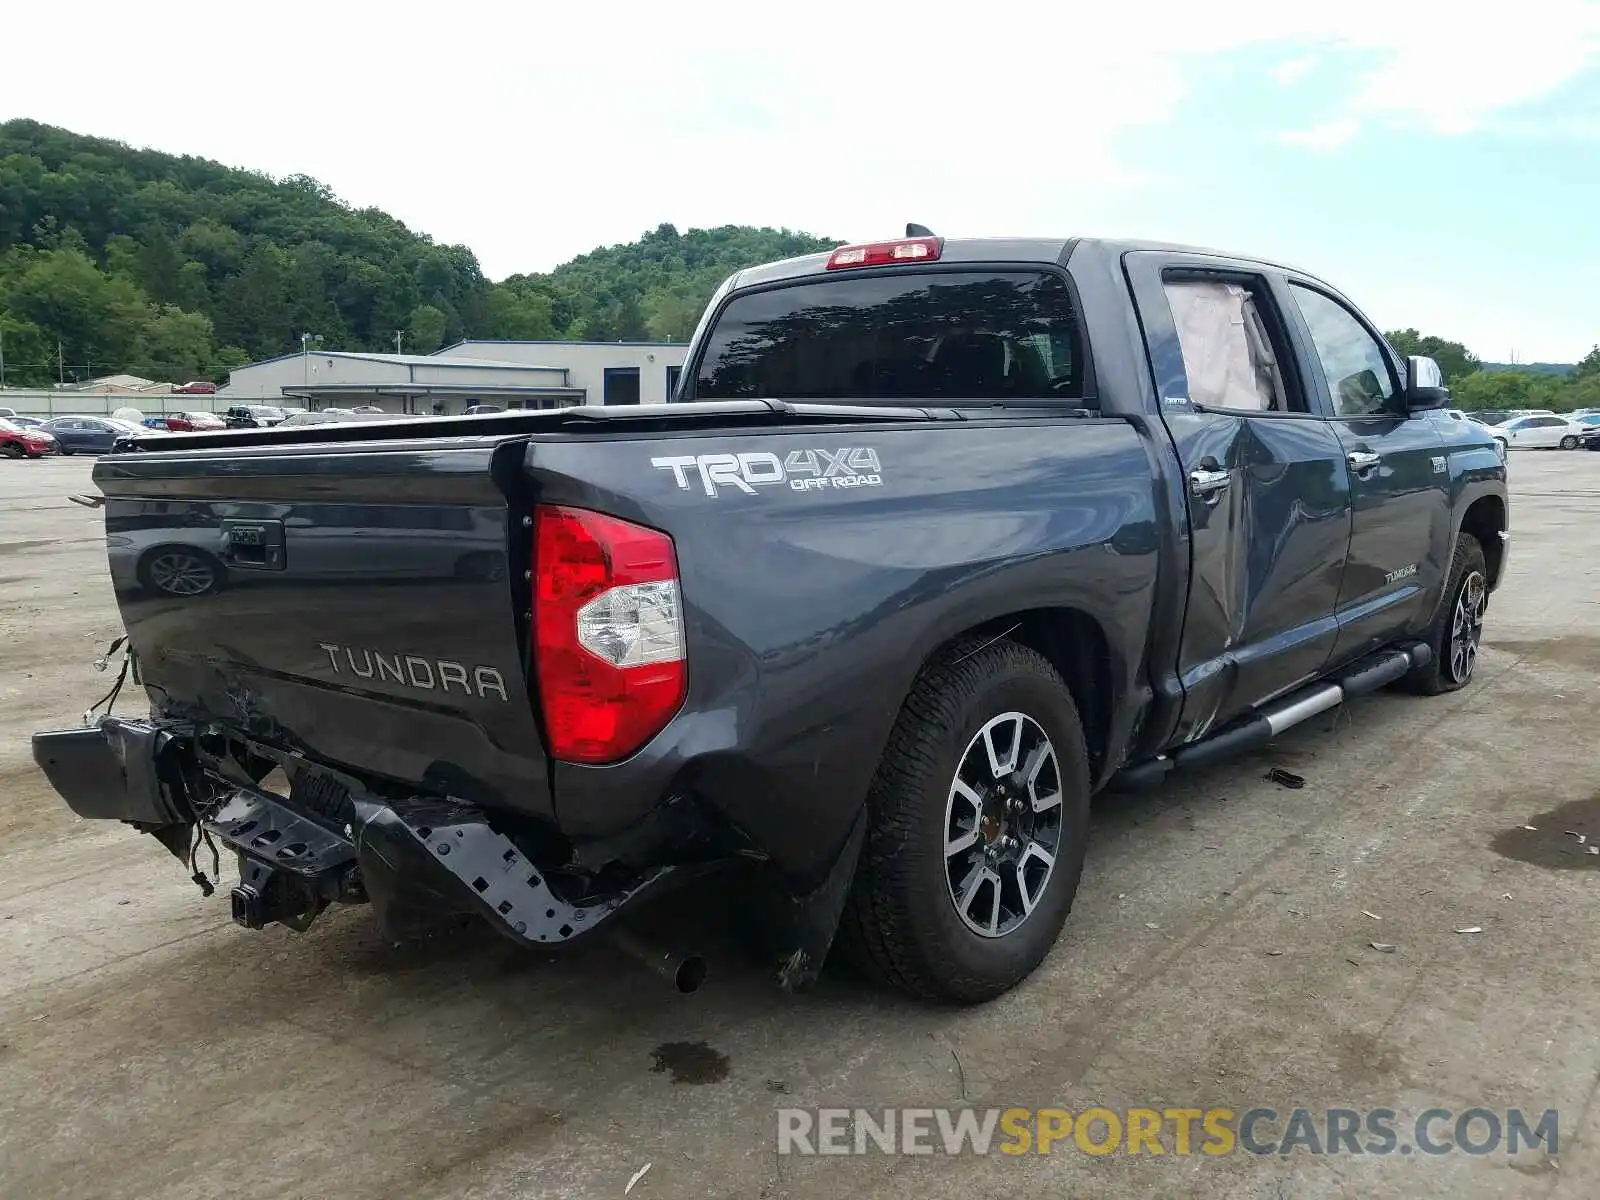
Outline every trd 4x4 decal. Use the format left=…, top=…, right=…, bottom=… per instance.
left=651, top=448, right=883, bottom=497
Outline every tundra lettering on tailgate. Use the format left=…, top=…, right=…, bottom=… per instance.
left=317, top=642, right=510, bottom=700
left=651, top=448, right=883, bottom=497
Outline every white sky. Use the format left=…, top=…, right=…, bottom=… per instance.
left=3, top=0, right=1598, bottom=359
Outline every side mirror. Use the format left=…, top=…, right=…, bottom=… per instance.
left=1406, top=356, right=1450, bottom=411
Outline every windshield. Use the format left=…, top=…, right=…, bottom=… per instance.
left=0, top=419, right=20, bottom=433
left=692, top=269, right=1084, bottom=402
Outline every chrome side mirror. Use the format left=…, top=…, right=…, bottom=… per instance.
left=1406, top=355, right=1450, bottom=411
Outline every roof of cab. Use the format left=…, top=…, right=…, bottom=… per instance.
left=728, top=236, right=1313, bottom=291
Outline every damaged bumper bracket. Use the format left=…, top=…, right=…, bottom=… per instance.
left=32, top=717, right=676, bottom=947
left=350, top=796, right=676, bottom=945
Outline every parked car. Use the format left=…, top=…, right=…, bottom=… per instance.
left=9, top=415, right=45, bottom=429
left=0, top=418, right=59, bottom=458
left=32, top=233, right=1509, bottom=1004
left=223, top=404, right=289, bottom=428
left=464, top=403, right=504, bottom=415
left=274, top=410, right=415, bottom=427
left=1573, top=412, right=1600, bottom=450
left=39, top=415, right=166, bottom=455
left=172, top=381, right=218, bottom=395
left=0, top=406, right=17, bottom=419
left=1489, top=414, right=1592, bottom=451
left=144, top=415, right=196, bottom=432
left=181, top=411, right=226, bottom=430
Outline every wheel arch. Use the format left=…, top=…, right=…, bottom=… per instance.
left=923, top=606, right=1115, bottom=785
left=1458, top=494, right=1507, bottom=590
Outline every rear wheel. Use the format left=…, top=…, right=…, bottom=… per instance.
left=1397, top=533, right=1487, bottom=695
left=0, top=444, right=22, bottom=459
left=840, top=639, right=1091, bottom=1003
left=138, top=546, right=223, bottom=597
left=1560, top=435, right=1580, bottom=450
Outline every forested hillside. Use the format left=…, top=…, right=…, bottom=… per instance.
left=1, top=120, right=1594, bottom=409
left=0, top=121, right=833, bottom=385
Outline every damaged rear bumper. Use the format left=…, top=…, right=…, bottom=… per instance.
left=32, top=717, right=676, bottom=947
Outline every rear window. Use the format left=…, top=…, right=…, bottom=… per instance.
left=692, top=270, right=1083, bottom=401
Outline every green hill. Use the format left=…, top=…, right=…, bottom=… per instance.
left=0, top=120, right=835, bottom=386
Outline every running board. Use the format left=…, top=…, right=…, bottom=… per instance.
left=1110, top=642, right=1432, bottom=791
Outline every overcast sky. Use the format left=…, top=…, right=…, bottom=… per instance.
left=3, top=0, right=1598, bottom=360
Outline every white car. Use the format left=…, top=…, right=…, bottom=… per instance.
left=1490, top=414, right=1591, bottom=451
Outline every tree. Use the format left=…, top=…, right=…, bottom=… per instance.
left=136, top=306, right=214, bottom=381
left=1384, top=329, right=1480, bottom=384
left=1574, top=345, right=1600, bottom=381
left=407, top=303, right=448, bottom=353
left=216, top=243, right=292, bottom=358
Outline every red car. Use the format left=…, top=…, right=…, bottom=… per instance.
left=172, top=381, right=218, bottom=395
left=0, top=418, right=60, bottom=458
left=182, top=411, right=226, bottom=430
left=143, top=415, right=195, bottom=432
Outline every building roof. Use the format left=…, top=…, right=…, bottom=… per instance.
left=437, top=339, right=685, bottom=351
left=234, top=349, right=560, bottom=372
left=77, top=374, right=168, bottom=392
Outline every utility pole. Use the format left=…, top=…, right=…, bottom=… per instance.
left=0, top=326, right=6, bottom=389
left=57, top=341, right=64, bottom=386
left=394, top=330, right=404, bottom=354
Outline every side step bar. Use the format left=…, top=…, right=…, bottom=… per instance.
left=1111, top=642, right=1431, bottom=791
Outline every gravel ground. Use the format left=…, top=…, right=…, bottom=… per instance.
left=0, top=450, right=1596, bottom=1200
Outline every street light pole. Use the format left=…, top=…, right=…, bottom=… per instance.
left=300, top=331, right=323, bottom=397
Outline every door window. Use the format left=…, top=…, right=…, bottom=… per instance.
left=1290, top=285, right=1397, bottom=417
left=1162, top=279, right=1288, bottom=412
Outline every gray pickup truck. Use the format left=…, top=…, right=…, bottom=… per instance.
left=33, top=232, right=1508, bottom=1003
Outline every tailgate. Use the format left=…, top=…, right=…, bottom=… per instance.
left=92, top=435, right=551, bottom=819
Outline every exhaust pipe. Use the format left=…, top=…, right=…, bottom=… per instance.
left=612, top=927, right=708, bottom=994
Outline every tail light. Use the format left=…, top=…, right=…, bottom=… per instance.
left=533, top=505, right=685, bottom=764
left=826, top=236, right=942, bottom=270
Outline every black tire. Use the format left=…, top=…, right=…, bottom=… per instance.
left=60, top=447, right=74, bottom=456
left=0, top=444, right=22, bottom=459
left=1560, top=435, right=1580, bottom=450
left=1397, top=533, right=1488, bottom=696
left=839, top=639, right=1091, bottom=1004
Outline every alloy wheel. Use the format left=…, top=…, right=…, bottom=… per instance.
left=148, top=551, right=216, bottom=597
left=944, top=711, right=1063, bottom=939
left=1448, top=570, right=1487, bottom=684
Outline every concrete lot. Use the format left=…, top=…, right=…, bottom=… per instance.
left=0, top=451, right=1596, bottom=1199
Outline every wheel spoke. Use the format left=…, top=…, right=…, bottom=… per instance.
left=1023, top=742, right=1050, bottom=786
left=950, top=778, right=983, bottom=819
left=982, top=715, right=1023, bottom=779
left=985, top=870, right=1002, bottom=935
left=946, top=829, right=979, bottom=858
left=956, top=865, right=986, bottom=919
left=1032, top=787, right=1062, bottom=813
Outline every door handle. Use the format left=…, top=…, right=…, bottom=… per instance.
left=1189, top=467, right=1231, bottom=500
left=1347, top=450, right=1381, bottom=472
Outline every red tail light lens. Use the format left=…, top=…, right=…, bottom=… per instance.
left=826, top=236, right=943, bottom=270
left=533, top=505, right=686, bottom=764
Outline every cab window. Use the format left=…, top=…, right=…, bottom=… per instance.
left=1290, top=285, right=1398, bottom=418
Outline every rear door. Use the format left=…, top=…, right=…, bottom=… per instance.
left=1283, top=282, right=1448, bottom=660
left=1125, top=252, right=1354, bottom=742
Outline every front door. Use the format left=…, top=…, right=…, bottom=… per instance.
left=1126, top=253, right=1355, bottom=743
left=1284, top=283, right=1448, bottom=662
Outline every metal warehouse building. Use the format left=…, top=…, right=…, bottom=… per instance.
left=220, top=341, right=689, bottom=413
left=431, top=341, right=688, bottom=406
